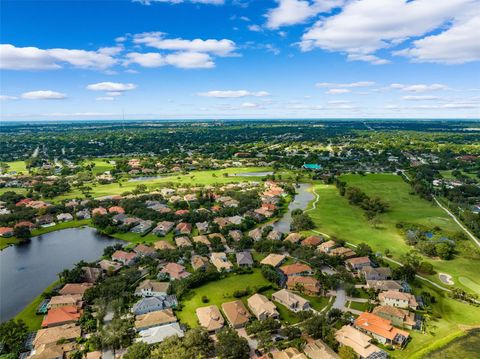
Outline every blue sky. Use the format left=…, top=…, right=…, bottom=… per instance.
left=1, top=0, right=479, bottom=121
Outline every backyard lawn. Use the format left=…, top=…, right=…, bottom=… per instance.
left=176, top=269, right=271, bottom=328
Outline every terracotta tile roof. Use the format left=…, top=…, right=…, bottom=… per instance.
left=301, top=235, right=323, bottom=246
left=58, top=283, right=93, bottom=296
left=280, top=263, right=312, bottom=275
left=135, top=308, right=177, bottom=330
left=260, top=254, right=286, bottom=267
left=221, top=300, right=250, bottom=327
left=287, top=276, right=321, bottom=294
left=354, top=312, right=409, bottom=341
left=33, top=324, right=81, bottom=347
left=41, top=306, right=81, bottom=327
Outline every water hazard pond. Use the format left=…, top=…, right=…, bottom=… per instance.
left=0, top=227, right=123, bottom=321
left=273, top=183, right=315, bottom=233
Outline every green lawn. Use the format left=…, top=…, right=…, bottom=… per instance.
left=109, top=231, right=174, bottom=245
left=53, top=167, right=275, bottom=201
left=176, top=269, right=270, bottom=328
left=84, top=159, right=116, bottom=175
left=0, top=236, right=20, bottom=250
left=423, top=329, right=480, bottom=359
left=30, top=219, right=92, bottom=237
left=348, top=301, right=370, bottom=312
left=3, top=161, right=28, bottom=174
left=15, top=281, right=60, bottom=331
left=307, top=174, right=480, bottom=294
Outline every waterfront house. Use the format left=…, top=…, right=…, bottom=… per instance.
left=82, top=267, right=102, bottom=283
left=48, top=294, right=82, bottom=310
left=0, top=226, right=14, bottom=237
left=131, top=220, right=154, bottom=235
left=133, top=244, right=156, bottom=257
left=152, top=221, right=175, bottom=236
left=58, top=283, right=93, bottom=297
left=41, top=306, right=81, bottom=328
left=112, top=250, right=137, bottom=266
left=98, top=259, right=123, bottom=272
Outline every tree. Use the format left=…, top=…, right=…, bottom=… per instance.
left=338, top=345, right=356, bottom=359
left=291, top=213, right=315, bottom=231
left=0, top=319, right=28, bottom=355
left=13, top=226, right=31, bottom=240
left=123, top=342, right=151, bottom=359
left=150, top=328, right=214, bottom=359
left=355, top=243, right=373, bottom=257
left=215, top=328, right=250, bottom=359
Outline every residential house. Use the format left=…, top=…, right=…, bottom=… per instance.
left=134, top=244, right=157, bottom=257
left=175, top=236, right=192, bottom=247
left=361, top=267, right=392, bottom=281
left=57, top=213, right=73, bottom=222
left=76, top=209, right=91, bottom=219
left=378, top=291, right=418, bottom=310
left=14, top=221, right=36, bottom=229
left=210, top=252, right=234, bottom=272
left=228, top=215, right=243, bottom=225
left=248, top=228, right=263, bottom=241
left=221, top=300, right=251, bottom=328
left=267, top=230, right=283, bottom=241
left=131, top=220, right=154, bottom=235
left=154, top=240, right=175, bottom=251
left=82, top=267, right=102, bottom=283
left=345, top=257, right=372, bottom=271
left=152, top=221, right=175, bottom=236
left=58, top=283, right=93, bottom=297
left=160, top=262, right=191, bottom=280
left=303, top=339, right=340, bottom=359
left=317, top=240, right=337, bottom=253
left=41, top=306, right=81, bottom=328
left=247, top=293, right=279, bottom=320
left=301, top=235, right=323, bottom=247
left=36, top=215, right=54, bottom=226
left=134, top=308, right=178, bottom=331
left=329, top=247, right=356, bottom=258
left=271, top=348, right=308, bottom=359
left=366, top=280, right=407, bottom=292
left=372, top=305, right=417, bottom=330
left=260, top=253, right=286, bottom=267
left=214, top=217, right=231, bottom=230
left=335, top=325, right=387, bottom=359
left=98, top=259, right=122, bottom=272
left=29, top=342, right=75, bottom=359
left=132, top=296, right=178, bottom=315
left=271, top=289, right=310, bottom=312
left=191, top=255, right=210, bottom=271
left=175, top=222, right=192, bottom=235
left=112, top=250, right=137, bottom=266
left=108, top=206, right=125, bottom=214
left=236, top=251, right=253, bottom=267
left=193, top=235, right=211, bottom=247
left=287, top=276, right=321, bottom=295
left=135, top=280, right=170, bottom=297
left=32, top=324, right=81, bottom=351
left=229, top=229, right=243, bottom=242
left=280, top=263, right=313, bottom=277
left=196, top=221, right=210, bottom=234
left=354, top=312, right=410, bottom=346
left=284, top=232, right=302, bottom=244
left=208, top=233, right=226, bottom=243
left=0, top=227, right=14, bottom=237
left=136, top=322, right=184, bottom=345
left=48, top=294, right=82, bottom=310
left=112, top=213, right=128, bottom=224
left=92, top=207, right=107, bottom=216
left=196, top=305, right=225, bottom=332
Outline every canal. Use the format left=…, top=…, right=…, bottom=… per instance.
left=273, top=183, right=315, bottom=233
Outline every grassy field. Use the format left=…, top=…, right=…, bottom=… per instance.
left=307, top=174, right=480, bottom=294
left=53, top=167, right=276, bottom=201
left=0, top=236, right=20, bottom=250
left=423, top=329, right=480, bottom=358
left=3, top=161, right=28, bottom=174
left=176, top=269, right=270, bottom=328
left=84, top=159, right=116, bottom=175
left=14, top=281, right=60, bottom=330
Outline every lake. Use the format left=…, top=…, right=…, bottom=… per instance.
left=273, top=183, right=315, bottom=233
left=0, top=227, right=123, bottom=321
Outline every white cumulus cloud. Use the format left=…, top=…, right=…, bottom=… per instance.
left=316, top=81, right=375, bottom=88
left=392, top=83, right=447, bottom=92
left=0, top=95, right=18, bottom=101
left=21, top=90, right=67, bottom=100
left=86, top=82, right=137, bottom=92
left=0, top=44, right=117, bottom=70
left=326, top=89, right=350, bottom=94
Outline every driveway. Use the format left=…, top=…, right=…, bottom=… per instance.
left=236, top=328, right=259, bottom=357
left=331, top=285, right=346, bottom=311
